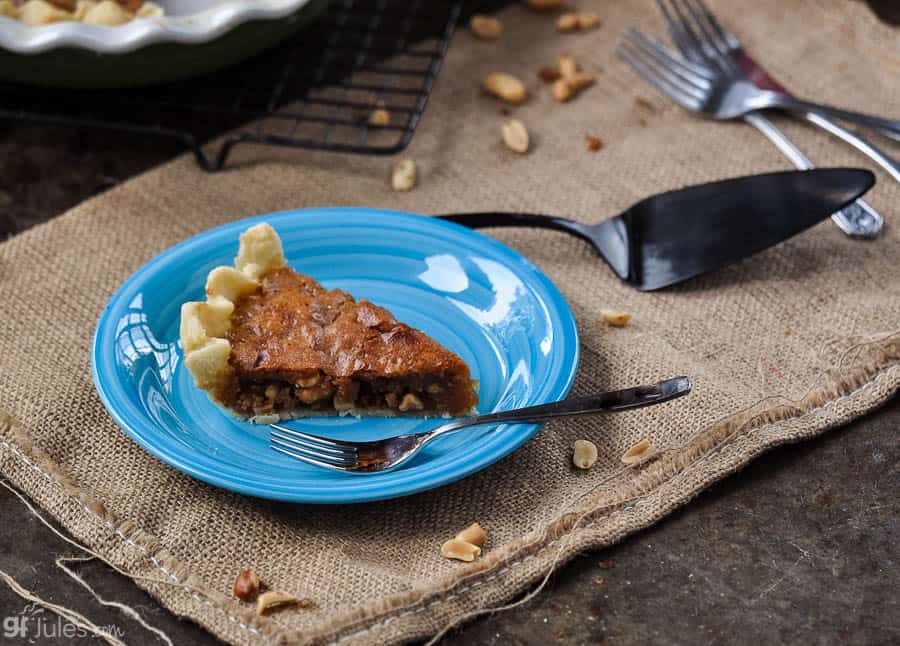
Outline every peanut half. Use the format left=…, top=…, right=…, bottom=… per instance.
left=256, top=591, right=300, bottom=615
left=501, top=119, right=530, bottom=154
left=456, top=522, right=488, bottom=547
left=469, top=14, right=502, bottom=39
left=398, top=392, right=424, bottom=412
left=572, top=439, right=598, bottom=469
left=368, top=106, right=390, bottom=127
left=391, top=159, right=417, bottom=192
left=558, top=53, right=578, bottom=79
left=441, top=538, right=482, bottom=562
left=552, top=54, right=595, bottom=102
left=557, top=11, right=601, bottom=32
left=622, top=439, right=656, bottom=465
left=482, top=73, right=528, bottom=104
left=600, top=309, right=631, bottom=327
left=553, top=76, right=596, bottom=102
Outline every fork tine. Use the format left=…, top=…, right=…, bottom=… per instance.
left=270, top=428, right=356, bottom=458
left=270, top=443, right=356, bottom=472
left=660, top=0, right=712, bottom=63
left=269, top=423, right=357, bottom=454
left=688, top=0, right=740, bottom=49
left=677, top=0, right=734, bottom=65
left=620, top=32, right=707, bottom=99
left=617, top=41, right=702, bottom=110
left=270, top=434, right=357, bottom=466
left=655, top=0, right=696, bottom=59
left=625, top=28, right=714, bottom=88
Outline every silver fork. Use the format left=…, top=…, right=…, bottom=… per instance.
left=651, top=0, right=886, bottom=236
left=656, top=0, right=900, bottom=182
left=617, top=28, right=883, bottom=239
left=270, top=376, right=691, bottom=473
left=634, top=0, right=900, bottom=137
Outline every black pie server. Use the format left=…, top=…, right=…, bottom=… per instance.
left=439, top=168, right=875, bottom=290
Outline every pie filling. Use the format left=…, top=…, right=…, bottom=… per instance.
left=226, top=373, right=476, bottom=419
left=180, top=222, right=479, bottom=422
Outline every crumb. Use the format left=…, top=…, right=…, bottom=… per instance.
left=634, top=97, right=657, bottom=112
left=586, top=133, right=603, bottom=151
left=594, top=576, right=605, bottom=585
left=784, top=330, right=792, bottom=337
left=538, top=65, right=562, bottom=83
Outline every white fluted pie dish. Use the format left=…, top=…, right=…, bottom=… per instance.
left=0, top=0, right=315, bottom=54
left=0, top=0, right=328, bottom=87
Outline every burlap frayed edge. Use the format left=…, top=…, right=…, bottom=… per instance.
left=0, top=416, right=290, bottom=645
left=0, top=332, right=898, bottom=646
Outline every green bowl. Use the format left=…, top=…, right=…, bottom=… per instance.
left=0, top=0, right=329, bottom=89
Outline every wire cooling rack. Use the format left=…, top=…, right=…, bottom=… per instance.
left=0, top=0, right=465, bottom=171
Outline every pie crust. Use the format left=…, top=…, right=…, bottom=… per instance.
left=180, top=223, right=479, bottom=422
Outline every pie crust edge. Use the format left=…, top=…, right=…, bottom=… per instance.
left=179, top=222, right=287, bottom=416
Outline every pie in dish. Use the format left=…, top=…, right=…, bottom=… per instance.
left=0, top=0, right=162, bottom=26
left=180, top=223, right=479, bottom=422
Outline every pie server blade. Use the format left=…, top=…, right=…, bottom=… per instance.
left=440, top=168, right=875, bottom=290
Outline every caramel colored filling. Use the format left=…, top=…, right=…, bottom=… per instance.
left=220, top=267, right=478, bottom=418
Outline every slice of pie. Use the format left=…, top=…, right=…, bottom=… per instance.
left=180, top=223, right=479, bottom=422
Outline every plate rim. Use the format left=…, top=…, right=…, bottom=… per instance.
left=91, top=208, right=580, bottom=503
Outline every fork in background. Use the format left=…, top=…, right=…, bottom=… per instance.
left=655, top=0, right=900, bottom=182
left=617, top=13, right=883, bottom=238
left=655, top=0, right=900, bottom=192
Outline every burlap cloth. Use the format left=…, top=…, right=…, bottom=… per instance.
left=1, top=0, right=899, bottom=643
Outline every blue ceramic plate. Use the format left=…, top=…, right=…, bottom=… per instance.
left=92, top=208, right=579, bottom=503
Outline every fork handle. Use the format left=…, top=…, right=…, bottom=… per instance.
left=799, top=111, right=900, bottom=184
left=432, top=376, right=691, bottom=437
left=439, top=212, right=595, bottom=244
left=743, top=112, right=883, bottom=238
left=766, top=94, right=900, bottom=140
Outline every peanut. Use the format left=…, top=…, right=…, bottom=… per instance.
left=501, top=119, right=530, bottom=154
left=557, top=11, right=601, bottom=32
left=391, top=159, right=417, bottom=192
left=568, top=72, right=595, bottom=90
left=600, top=309, right=631, bottom=327
left=469, top=14, right=502, bottom=39
left=572, top=439, right=598, bottom=469
left=482, top=73, right=528, bottom=104
left=296, top=382, right=334, bottom=404
left=368, top=107, right=390, bottom=127
left=256, top=591, right=298, bottom=615
left=558, top=53, right=578, bottom=79
left=456, top=522, right=488, bottom=547
left=398, top=392, right=424, bottom=412
left=295, top=372, right=321, bottom=388
left=552, top=78, right=575, bottom=102
left=622, top=439, right=655, bottom=465
left=441, top=538, right=482, bottom=562
left=556, top=13, right=579, bottom=31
